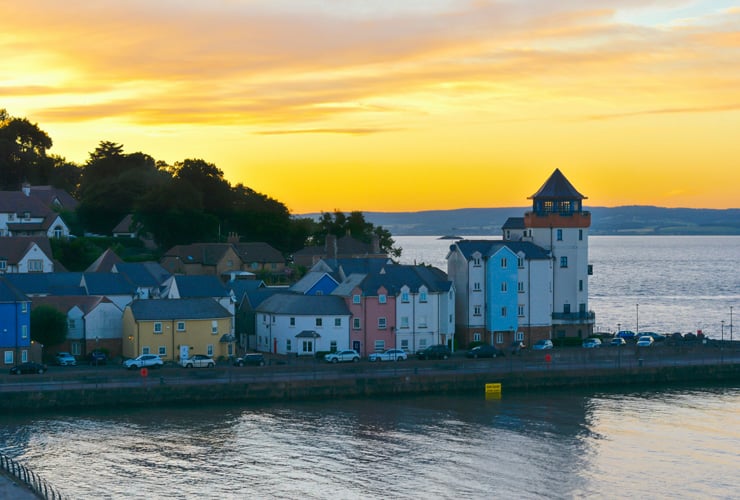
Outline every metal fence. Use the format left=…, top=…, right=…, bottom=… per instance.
left=0, top=453, right=68, bottom=500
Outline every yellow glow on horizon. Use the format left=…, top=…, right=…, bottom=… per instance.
left=2, top=0, right=740, bottom=213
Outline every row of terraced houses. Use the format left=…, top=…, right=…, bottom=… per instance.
left=0, top=170, right=595, bottom=366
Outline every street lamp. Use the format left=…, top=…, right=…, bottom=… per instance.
left=721, top=320, right=725, bottom=342
left=636, top=304, right=639, bottom=336
left=731, top=306, right=734, bottom=342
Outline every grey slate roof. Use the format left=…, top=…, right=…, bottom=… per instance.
left=114, top=262, right=171, bottom=288
left=0, top=276, right=30, bottom=302
left=169, top=275, right=230, bottom=298
left=86, top=248, right=123, bottom=272
left=4, top=272, right=85, bottom=295
left=0, top=236, right=54, bottom=264
left=82, top=273, right=136, bottom=295
left=529, top=168, right=586, bottom=200
left=502, top=217, right=525, bottom=230
left=129, top=298, right=231, bottom=320
left=256, top=293, right=350, bottom=316
left=453, top=240, right=551, bottom=261
left=232, top=242, right=284, bottom=263
left=330, top=263, right=451, bottom=297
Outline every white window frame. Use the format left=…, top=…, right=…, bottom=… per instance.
left=154, top=322, right=163, bottom=334
left=379, top=294, right=387, bottom=304
left=212, top=320, right=218, bottom=335
left=353, top=318, right=361, bottom=330
left=378, top=317, right=387, bottom=329
left=374, top=340, right=385, bottom=352
left=177, top=321, right=186, bottom=332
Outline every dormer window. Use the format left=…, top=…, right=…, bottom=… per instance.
left=23, top=211, right=31, bottom=220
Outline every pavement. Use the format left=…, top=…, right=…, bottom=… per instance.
left=0, top=469, right=41, bottom=499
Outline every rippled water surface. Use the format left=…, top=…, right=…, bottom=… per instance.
left=2, top=386, right=739, bottom=499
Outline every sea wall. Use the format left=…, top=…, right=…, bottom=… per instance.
left=3, top=362, right=739, bottom=412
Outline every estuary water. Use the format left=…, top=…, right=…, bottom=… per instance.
left=1, top=235, right=739, bottom=499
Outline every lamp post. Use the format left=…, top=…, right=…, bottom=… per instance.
left=636, top=304, right=639, bottom=337
left=731, top=306, right=734, bottom=342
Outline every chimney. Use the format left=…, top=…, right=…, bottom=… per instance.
left=326, top=234, right=337, bottom=259
left=227, top=232, right=240, bottom=243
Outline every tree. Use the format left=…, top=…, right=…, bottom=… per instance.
left=0, top=109, right=54, bottom=189
left=314, top=210, right=401, bottom=258
left=31, top=305, right=68, bottom=347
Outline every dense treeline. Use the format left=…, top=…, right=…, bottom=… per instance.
left=0, top=109, right=399, bottom=259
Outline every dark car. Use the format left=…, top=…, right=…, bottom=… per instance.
left=10, top=361, right=48, bottom=375
left=87, top=350, right=108, bottom=365
left=509, top=341, right=526, bottom=355
left=465, top=344, right=503, bottom=359
left=234, top=353, right=266, bottom=367
left=417, top=344, right=451, bottom=360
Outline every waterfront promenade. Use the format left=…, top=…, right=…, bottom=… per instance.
left=0, top=471, right=40, bottom=500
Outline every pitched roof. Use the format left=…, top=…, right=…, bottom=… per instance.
left=452, top=239, right=551, bottom=260
left=28, top=185, right=79, bottom=211
left=502, top=217, right=525, bottom=230
left=289, top=271, right=339, bottom=294
left=232, top=242, right=284, bottom=263
left=112, top=214, right=137, bottom=234
left=31, top=295, right=114, bottom=314
left=86, top=248, right=124, bottom=272
left=256, top=293, right=350, bottom=316
left=529, top=168, right=586, bottom=200
left=82, top=273, right=136, bottom=295
left=0, top=191, right=54, bottom=217
left=129, top=298, right=232, bottom=320
left=114, top=262, right=171, bottom=288
left=167, top=275, right=230, bottom=298
left=162, top=243, right=234, bottom=266
left=0, top=276, right=30, bottom=302
left=4, top=272, right=85, bottom=295
left=0, top=236, right=53, bottom=264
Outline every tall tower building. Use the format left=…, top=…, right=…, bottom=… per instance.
left=524, top=169, right=594, bottom=338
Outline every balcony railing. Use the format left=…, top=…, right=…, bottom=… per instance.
left=552, top=311, right=596, bottom=322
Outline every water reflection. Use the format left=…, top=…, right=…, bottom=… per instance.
left=1, top=385, right=738, bottom=499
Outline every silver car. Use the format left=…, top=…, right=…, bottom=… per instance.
left=324, top=350, right=360, bottom=363
left=368, top=349, right=408, bottom=362
left=180, top=354, right=216, bottom=368
left=123, top=354, right=164, bottom=370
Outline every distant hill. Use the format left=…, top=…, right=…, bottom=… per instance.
left=299, top=206, right=740, bottom=236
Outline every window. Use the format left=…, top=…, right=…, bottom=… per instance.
left=21, top=325, right=27, bottom=339
left=400, top=316, right=409, bottom=328
left=556, top=229, right=563, bottom=241
left=154, top=322, right=163, bottom=334
left=251, top=262, right=259, bottom=270
left=560, top=256, right=568, bottom=268
left=302, top=341, right=313, bottom=353
left=401, top=339, right=409, bottom=350
left=290, top=317, right=295, bottom=327
left=177, top=322, right=185, bottom=332
left=21, top=302, right=28, bottom=313
left=353, top=294, right=361, bottom=304
left=518, top=282, right=524, bottom=293
left=419, top=315, right=427, bottom=328
left=334, top=318, right=341, bottom=327
left=579, top=229, right=583, bottom=241
left=28, top=259, right=44, bottom=272
left=419, top=339, right=427, bottom=348
left=496, top=332, right=503, bottom=344
left=501, top=258, right=507, bottom=268
left=378, top=317, right=387, bottom=329
left=212, top=320, right=218, bottom=335
left=142, top=346, right=150, bottom=354
left=23, top=211, right=31, bottom=220
left=71, top=342, right=81, bottom=355
left=330, top=341, right=337, bottom=352
left=516, top=331, right=524, bottom=341
left=501, top=282, right=507, bottom=292
left=420, top=291, right=427, bottom=302
left=353, top=318, right=361, bottom=329
left=53, top=226, right=63, bottom=238
left=159, top=346, right=167, bottom=356
left=21, top=350, right=28, bottom=363
left=315, top=318, right=323, bottom=327
left=473, top=257, right=481, bottom=267
left=4, top=351, right=13, bottom=364
left=473, top=333, right=481, bottom=342
left=401, top=292, right=410, bottom=303
left=0, top=260, right=5, bottom=271
left=501, top=306, right=507, bottom=317
left=474, top=305, right=482, bottom=316
left=473, top=282, right=481, bottom=291
left=564, top=304, right=571, bottom=314
left=286, top=339, right=292, bottom=352
left=517, top=257, right=524, bottom=268
left=579, top=279, right=583, bottom=292
left=207, top=344, right=214, bottom=356
left=379, top=294, right=387, bottom=304
left=518, top=304, right=525, bottom=317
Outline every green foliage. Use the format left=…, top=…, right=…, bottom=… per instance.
left=31, top=305, right=68, bottom=347
left=0, top=109, right=54, bottom=189
left=314, top=210, right=400, bottom=257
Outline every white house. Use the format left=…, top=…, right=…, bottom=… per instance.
left=0, top=237, right=56, bottom=274
left=255, top=293, right=351, bottom=356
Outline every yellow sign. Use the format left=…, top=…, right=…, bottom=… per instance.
left=485, top=383, right=502, bottom=397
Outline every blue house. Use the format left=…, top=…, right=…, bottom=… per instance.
left=0, top=276, right=33, bottom=366
left=485, top=245, right=519, bottom=336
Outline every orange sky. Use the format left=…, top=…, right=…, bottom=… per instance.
left=2, top=1, right=739, bottom=213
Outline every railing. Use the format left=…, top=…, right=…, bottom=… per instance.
left=0, top=452, right=68, bottom=500
left=552, top=311, right=596, bottom=321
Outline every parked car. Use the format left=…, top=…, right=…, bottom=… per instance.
left=417, top=344, right=452, bottom=360
left=616, top=330, right=636, bottom=341
left=368, top=349, right=408, bottom=362
left=9, top=361, right=47, bottom=375
left=123, top=354, right=164, bottom=370
left=55, top=352, right=77, bottom=366
left=509, top=341, right=526, bottom=355
left=640, top=332, right=666, bottom=342
left=636, top=336, right=654, bottom=347
left=582, top=338, right=602, bottom=348
left=234, top=353, right=266, bottom=367
left=465, top=344, right=503, bottom=359
left=87, top=350, right=108, bottom=365
left=324, top=350, right=360, bottom=363
left=180, top=354, right=215, bottom=368
left=610, top=337, right=626, bottom=346
left=532, top=339, right=554, bottom=350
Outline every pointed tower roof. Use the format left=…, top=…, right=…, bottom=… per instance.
left=529, top=169, right=586, bottom=200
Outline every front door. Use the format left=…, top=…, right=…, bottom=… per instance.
left=353, top=341, right=361, bottom=354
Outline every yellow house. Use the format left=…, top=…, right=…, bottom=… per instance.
left=122, top=298, right=234, bottom=362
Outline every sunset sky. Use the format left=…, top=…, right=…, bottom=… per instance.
left=2, top=0, right=739, bottom=214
